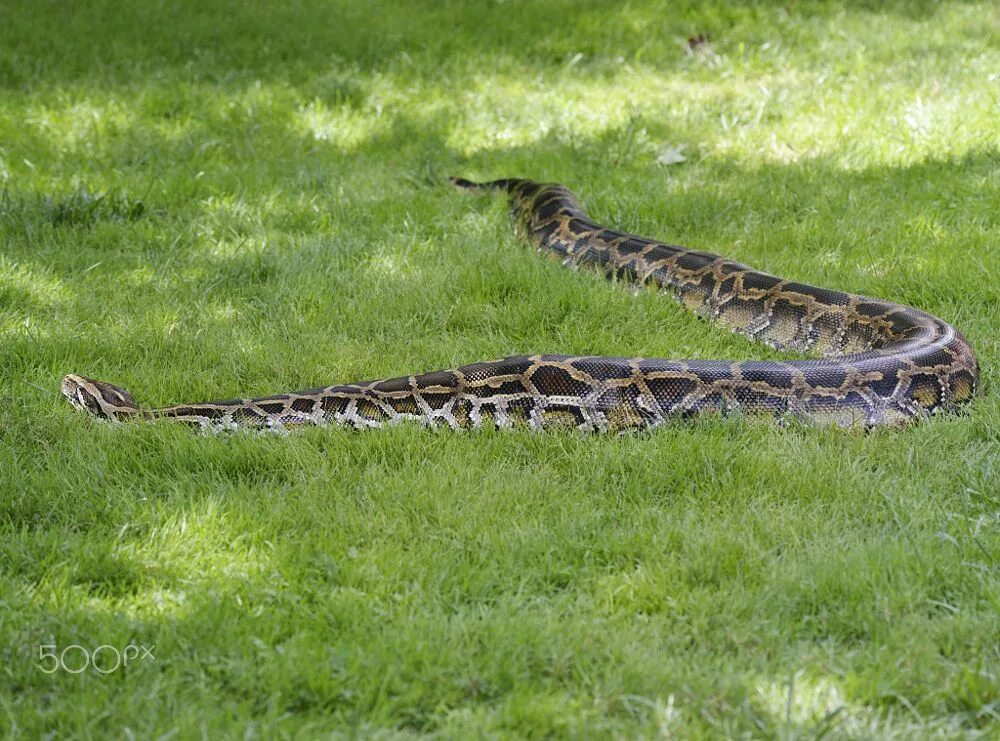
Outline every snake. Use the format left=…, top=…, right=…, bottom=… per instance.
left=62, top=178, right=980, bottom=431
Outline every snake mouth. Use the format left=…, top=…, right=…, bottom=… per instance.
left=61, top=374, right=91, bottom=410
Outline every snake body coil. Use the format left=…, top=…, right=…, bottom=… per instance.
left=63, top=179, right=979, bottom=430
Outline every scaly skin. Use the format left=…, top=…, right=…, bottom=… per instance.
left=62, top=178, right=979, bottom=431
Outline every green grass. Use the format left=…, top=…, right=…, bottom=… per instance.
left=1, top=0, right=998, bottom=736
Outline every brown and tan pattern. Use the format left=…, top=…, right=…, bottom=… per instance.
left=62, top=178, right=980, bottom=431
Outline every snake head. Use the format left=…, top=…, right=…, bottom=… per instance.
left=61, top=374, right=142, bottom=421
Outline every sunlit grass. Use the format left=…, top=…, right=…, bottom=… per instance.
left=1, top=0, right=998, bottom=737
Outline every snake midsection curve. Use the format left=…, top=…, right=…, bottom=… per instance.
left=62, top=178, right=979, bottom=431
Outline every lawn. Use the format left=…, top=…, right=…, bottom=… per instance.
left=1, top=0, right=998, bottom=736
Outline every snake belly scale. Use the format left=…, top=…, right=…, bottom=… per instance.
left=62, top=178, right=980, bottom=431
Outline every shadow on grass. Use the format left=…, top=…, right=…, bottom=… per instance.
left=0, top=0, right=980, bottom=91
